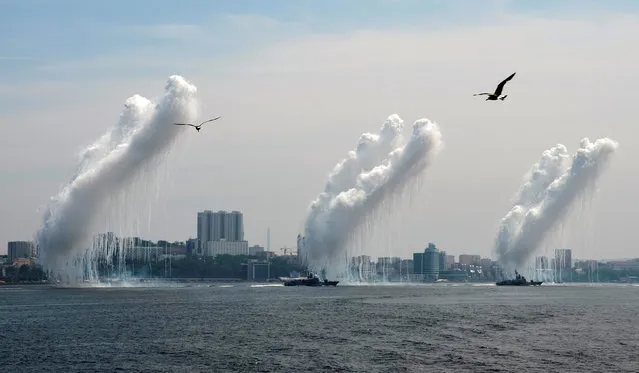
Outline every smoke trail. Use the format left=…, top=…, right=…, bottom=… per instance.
left=36, top=75, right=198, bottom=282
left=495, top=137, right=618, bottom=273
left=303, top=114, right=444, bottom=278
left=495, top=144, right=570, bottom=264
left=73, top=94, right=154, bottom=180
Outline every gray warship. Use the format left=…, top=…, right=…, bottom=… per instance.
left=496, top=270, right=543, bottom=286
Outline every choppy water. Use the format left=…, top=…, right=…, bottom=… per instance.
left=1, top=283, right=638, bottom=372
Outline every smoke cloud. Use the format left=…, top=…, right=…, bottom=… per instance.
left=36, top=75, right=198, bottom=281
left=495, top=137, right=618, bottom=272
left=303, top=114, right=444, bottom=278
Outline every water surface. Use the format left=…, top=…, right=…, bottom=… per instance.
left=1, top=283, right=637, bottom=372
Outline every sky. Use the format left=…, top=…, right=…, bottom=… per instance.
left=1, top=0, right=638, bottom=261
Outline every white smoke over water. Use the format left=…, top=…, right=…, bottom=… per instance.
left=35, top=75, right=198, bottom=283
left=302, top=114, right=444, bottom=279
left=495, top=137, right=618, bottom=275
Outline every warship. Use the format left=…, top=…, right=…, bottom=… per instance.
left=281, top=272, right=339, bottom=287
left=496, top=270, right=543, bottom=286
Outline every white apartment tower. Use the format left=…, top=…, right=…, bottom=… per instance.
left=197, top=210, right=245, bottom=253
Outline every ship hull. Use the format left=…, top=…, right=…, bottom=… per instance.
left=496, top=280, right=543, bottom=286
left=282, top=277, right=339, bottom=287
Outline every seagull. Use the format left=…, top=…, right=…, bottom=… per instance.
left=473, top=72, right=516, bottom=101
left=173, top=116, right=222, bottom=132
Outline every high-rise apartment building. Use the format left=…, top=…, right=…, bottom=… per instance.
left=554, top=248, right=573, bottom=282
left=423, top=243, right=440, bottom=282
left=459, top=254, right=481, bottom=266
left=8, top=241, right=35, bottom=262
left=413, top=252, right=424, bottom=274
left=197, top=210, right=245, bottom=252
left=446, top=255, right=455, bottom=267
left=438, top=250, right=449, bottom=271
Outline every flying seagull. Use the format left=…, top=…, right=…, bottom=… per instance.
left=473, top=72, right=516, bottom=101
left=173, top=116, right=221, bottom=132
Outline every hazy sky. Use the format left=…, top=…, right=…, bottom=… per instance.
left=1, top=0, right=638, bottom=261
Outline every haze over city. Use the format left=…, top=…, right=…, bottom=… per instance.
left=1, top=0, right=637, bottom=262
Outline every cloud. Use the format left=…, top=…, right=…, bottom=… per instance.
left=223, top=13, right=290, bottom=30
left=0, top=56, right=31, bottom=61
left=32, top=14, right=302, bottom=78
left=180, top=11, right=639, bottom=260
left=2, top=9, right=637, bottom=260
left=34, top=52, right=205, bottom=76
left=34, top=9, right=639, bottom=82
left=117, top=24, right=205, bottom=41
left=223, top=13, right=639, bottom=75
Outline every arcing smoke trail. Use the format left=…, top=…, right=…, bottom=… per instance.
left=495, top=137, right=618, bottom=272
left=303, top=114, right=444, bottom=278
left=36, top=75, right=198, bottom=282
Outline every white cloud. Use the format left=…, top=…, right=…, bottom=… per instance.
left=32, top=14, right=302, bottom=77
left=222, top=13, right=290, bottom=30
left=225, top=14, right=639, bottom=75
left=117, top=24, right=205, bottom=41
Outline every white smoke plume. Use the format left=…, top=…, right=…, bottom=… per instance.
left=36, top=75, right=198, bottom=282
left=303, top=114, right=444, bottom=278
left=495, top=137, right=618, bottom=273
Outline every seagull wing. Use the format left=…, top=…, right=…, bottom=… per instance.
left=173, top=123, right=197, bottom=127
left=197, top=116, right=222, bottom=127
left=493, top=72, right=516, bottom=96
left=473, top=93, right=491, bottom=96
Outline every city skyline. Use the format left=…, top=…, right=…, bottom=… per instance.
left=2, top=1, right=639, bottom=260
left=8, top=233, right=634, bottom=285
left=5, top=232, right=631, bottom=265
left=0, top=206, right=634, bottom=263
